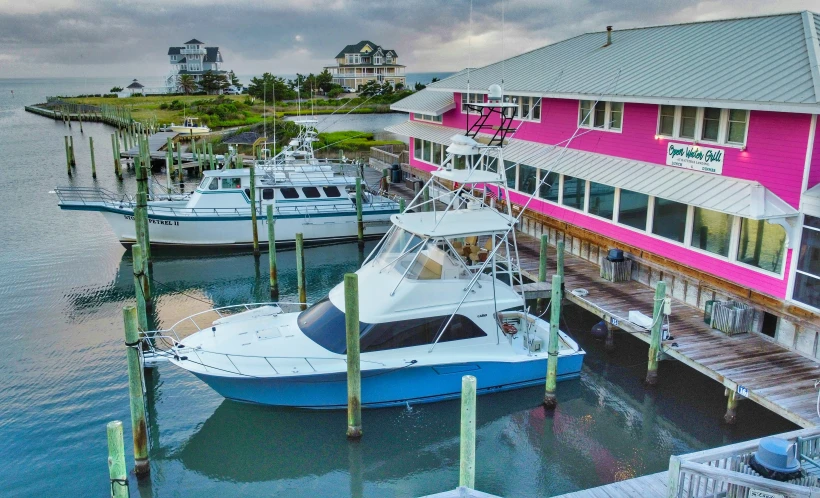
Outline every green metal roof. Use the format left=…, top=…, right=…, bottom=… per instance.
left=427, top=11, right=820, bottom=112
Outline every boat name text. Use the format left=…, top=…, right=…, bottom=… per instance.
left=124, top=215, right=180, bottom=226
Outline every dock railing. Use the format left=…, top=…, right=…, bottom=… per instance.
left=668, top=427, right=820, bottom=497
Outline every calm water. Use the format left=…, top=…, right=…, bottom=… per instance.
left=0, top=80, right=797, bottom=497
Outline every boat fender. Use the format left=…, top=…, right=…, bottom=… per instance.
left=590, top=321, right=608, bottom=339
left=501, top=323, right=517, bottom=335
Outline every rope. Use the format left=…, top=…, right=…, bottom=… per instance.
left=110, top=478, right=128, bottom=495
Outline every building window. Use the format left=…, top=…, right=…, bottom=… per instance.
left=691, top=207, right=732, bottom=257
left=413, top=138, right=422, bottom=160
left=562, top=176, right=585, bottom=210
left=517, top=164, right=538, bottom=195
left=505, top=95, right=541, bottom=121
left=422, top=139, right=432, bottom=163
left=652, top=197, right=688, bottom=242
left=462, top=93, right=483, bottom=113
left=618, top=189, right=649, bottom=230
left=539, top=171, right=559, bottom=202
left=737, top=218, right=786, bottom=273
left=432, top=143, right=443, bottom=166
left=588, top=182, right=615, bottom=219
left=579, top=101, right=623, bottom=131
left=413, top=113, right=442, bottom=123
left=374, top=56, right=382, bottom=65
left=656, top=106, right=749, bottom=146
left=794, top=215, right=820, bottom=308
left=504, top=161, right=517, bottom=190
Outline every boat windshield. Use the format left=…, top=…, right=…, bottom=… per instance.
left=297, top=297, right=369, bottom=354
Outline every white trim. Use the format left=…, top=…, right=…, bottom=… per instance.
left=426, top=87, right=820, bottom=114
left=646, top=196, right=656, bottom=232
left=684, top=204, right=695, bottom=246
left=655, top=105, right=749, bottom=147
left=583, top=180, right=591, bottom=213
left=578, top=100, right=623, bottom=133
left=788, top=114, right=817, bottom=300
left=612, top=187, right=621, bottom=223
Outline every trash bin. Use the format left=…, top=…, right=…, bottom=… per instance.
left=390, top=163, right=402, bottom=183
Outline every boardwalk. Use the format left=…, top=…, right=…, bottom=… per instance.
left=121, top=131, right=179, bottom=159
left=370, top=163, right=820, bottom=429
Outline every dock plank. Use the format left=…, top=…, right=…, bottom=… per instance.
left=549, top=472, right=668, bottom=498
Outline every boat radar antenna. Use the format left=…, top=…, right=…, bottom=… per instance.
left=463, top=83, right=517, bottom=146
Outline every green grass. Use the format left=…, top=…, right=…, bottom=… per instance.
left=316, top=131, right=403, bottom=152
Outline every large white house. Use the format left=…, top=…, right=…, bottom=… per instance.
left=324, top=40, right=406, bottom=90
left=166, top=39, right=226, bottom=88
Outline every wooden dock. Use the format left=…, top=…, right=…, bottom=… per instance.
left=369, top=163, right=820, bottom=429
left=549, top=472, right=668, bottom=498
left=121, top=131, right=179, bottom=158
left=513, top=233, right=820, bottom=428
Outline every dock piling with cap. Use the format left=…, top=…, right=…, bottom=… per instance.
left=544, top=274, right=563, bottom=409
left=122, top=306, right=150, bottom=477
left=459, top=375, right=477, bottom=488
left=646, top=281, right=666, bottom=386
left=296, top=233, right=306, bottom=310
left=89, top=136, right=97, bottom=179
left=267, top=205, right=278, bottom=299
left=345, top=273, right=362, bottom=439
left=64, top=136, right=72, bottom=177
left=107, top=421, right=129, bottom=498
left=537, top=234, right=548, bottom=312
left=131, top=244, right=148, bottom=331
left=69, top=135, right=76, bottom=167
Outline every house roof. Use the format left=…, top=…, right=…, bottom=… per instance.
left=390, top=89, right=455, bottom=115
left=185, top=38, right=204, bottom=45
left=177, top=57, right=187, bottom=64
left=126, top=79, right=144, bottom=89
left=224, top=132, right=263, bottom=145
left=427, top=11, right=820, bottom=112
left=386, top=120, right=798, bottom=220
left=204, top=47, right=222, bottom=63
left=168, top=47, right=181, bottom=55
left=335, top=40, right=398, bottom=59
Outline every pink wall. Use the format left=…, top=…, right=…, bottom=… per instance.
left=447, top=93, right=812, bottom=207
left=809, top=121, right=820, bottom=190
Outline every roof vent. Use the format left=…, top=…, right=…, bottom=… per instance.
left=603, top=26, right=613, bottom=47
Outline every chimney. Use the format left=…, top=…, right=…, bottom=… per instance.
left=603, top=26, right=613, bottom=47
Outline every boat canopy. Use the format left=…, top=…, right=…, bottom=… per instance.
left=391, top=210, right=513, bottom=238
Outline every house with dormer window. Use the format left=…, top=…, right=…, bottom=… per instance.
left=166, top=38, right=227, bottom=89
left=323, top=40, right=406, bottom=91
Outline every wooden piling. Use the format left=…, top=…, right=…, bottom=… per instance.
left=69, top=135, right=76, bottom=167
left=355, top=177, right=364, bottom=246
left=131, top=244, right=148, bottom=331
left=296, top=233, right=306, bottom=310
left=111, top=134, right=121, bottom=180
left=459, top=375, right=477, bottom=488
left=107, top=421, right=129, bottom=498
left=133, top=157, right=152, bottom=278
left=64, top=136, right=72, bottom=177
left=176, top=145, right=182, bottom=183
left=208, top=143, right=214, bottom=170
left=544, top=274, right=563, bottom=409
left=605, top=322, right=616, bottom=351
left=267, top=205, right=278, bottom=299
left=646, top=281, right=666, bottom=385
left=724, top=389, right=739, bottom=424
left=250, top=166, right=260, bottom=257
left=166, top=138, right=173, bottom=192
left=537, top=234, right=548, bottom=311
left=399, top=198, right=405, bottom=213
left=557, top=240, right=565, bottom=280
left=423, top=185, right=430, bottom=212
left=123, top=306, right=150, bottom=477
left=345, top=273, right=362, bottom=439
left=89, top=136, right=97, bottom=179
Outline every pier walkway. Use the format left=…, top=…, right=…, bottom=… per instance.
left=550, top=472, right=668, bottom=497
left=121, top=131, right=179, bottom=158
left=367, top=162, right=820, bottom=429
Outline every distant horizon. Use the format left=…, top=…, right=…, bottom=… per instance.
left=0, top=71, right=456, bottom=82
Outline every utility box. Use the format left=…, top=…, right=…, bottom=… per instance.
left=708, top=300, right=754, bottom=336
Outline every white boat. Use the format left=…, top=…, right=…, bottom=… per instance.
left=151, top=85, right=585, bottom=407
left=168, top=117, right=210, bottom=136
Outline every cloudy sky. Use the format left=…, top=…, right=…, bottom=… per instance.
left=0, top=0, right=817, bottom=79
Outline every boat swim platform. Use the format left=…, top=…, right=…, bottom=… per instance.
left=513, top=230, right=820, bottom=429
left=365, top=165, right=820, bottom=429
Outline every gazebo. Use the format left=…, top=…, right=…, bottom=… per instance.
left=126, top=79, right=145, bottom=95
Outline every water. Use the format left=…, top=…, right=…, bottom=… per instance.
left=0, top=81, right=797, bottom=497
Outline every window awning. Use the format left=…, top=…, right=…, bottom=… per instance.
left=802, top=183, right=820, bottom=218
left=390, top=89, right=455, bottom=116
left=385, top=120, right=799, bottom=221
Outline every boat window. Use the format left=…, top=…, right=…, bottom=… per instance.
left=208, top=178, right=219, bottom=190
left=262, top=188, right=274, bottom=200
left=360, top=315, right=486, bottom=353
left=298, top=297, right=369, bottom=354
left=323, top=186, right=342, bottom=198
left=198, top=177, right=210, bottom=190
left=280, top=188, right=300, bottom=199
left=302, top=187, right=321, bottom=198
left=221, top=177, right=241, bottom=189
left=373, top=228, right=423, bottom=267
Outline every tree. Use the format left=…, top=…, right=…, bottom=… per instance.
left=414, top=81, right=426, bottom=91
left=316, top=69, right=334, bottom=93
left=247, top=72, right=296, bottom=101
left=431, top=77, right=440, bottom=83
left=177, top=74, right=197, bottom=95
left=359, top=80, right=382, bottom=97
left=200, top=70, right=230, bottom=94
left=229, top=70, right=240, bottom=88
left=110, top=86, right=123, bottom=92
left=380, top=80, right=393, bottom=96
left=395, top=82, right=405, bottom=91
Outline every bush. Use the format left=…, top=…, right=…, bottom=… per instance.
left=327, top=87, right=343, bottom=98
left=110, top=86, right=123, bottom=92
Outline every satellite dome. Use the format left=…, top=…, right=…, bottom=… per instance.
left=488, top=84, right=503, bottom=102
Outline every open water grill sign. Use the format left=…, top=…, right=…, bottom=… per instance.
left=666, top=142, right=724, bottom=174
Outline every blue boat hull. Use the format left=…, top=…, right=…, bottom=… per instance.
left=190, top=354, right=585, bottom=408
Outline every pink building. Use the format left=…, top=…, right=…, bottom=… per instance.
left=388, top=12, right=820, bottom=350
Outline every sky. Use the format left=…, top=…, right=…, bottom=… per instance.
left=0, top=0, right=817, bottom=79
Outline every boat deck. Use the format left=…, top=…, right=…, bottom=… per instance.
left=367, top=163, right=820, bottom=429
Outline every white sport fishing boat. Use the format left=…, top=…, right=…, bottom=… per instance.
left=54, top=121, right=399, bottom=246
left=151, top=84, right=585, bottom=407
left=168, top=117, right=210, bottom=135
